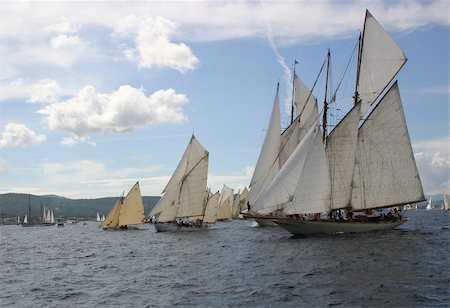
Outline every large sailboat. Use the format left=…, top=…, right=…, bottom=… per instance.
left=149, top=135, right=217, bottom=232
left=247, top=10, right=424, bottom=235
left=22, top=195, right=54, bottom=227
left=100, top=181, right=145, bottom=230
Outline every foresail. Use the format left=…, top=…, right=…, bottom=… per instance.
left=254, top=122, right=317, bottom=214
left=326, top=102, right=361, bottom=210
left=351, top=82, right=424, bottom=210
left=284, top=124, right=330, bottom=215
left=247, top=86, right=281, bottom=206
left=100, top=198, right=121, bottom=228
left=358, top=10, right=407, bottom=115
left=119, top=182, right=145, bottom=226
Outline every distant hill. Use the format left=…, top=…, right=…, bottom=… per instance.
left=0, top=193, right=160, bottom=220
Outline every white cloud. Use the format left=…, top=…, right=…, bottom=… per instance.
left=27, top=78, right=61, bottom=103
left=413, top=137, right=450, bottom=195
left=44, top=16, right=80, bottom=35
left=38, top=84, right=188, bottom=136
left=0, top=123, right=46, bottom=147
left=60, top=135, right=96, bottom=147
left=50, top=34, right=82, bottom=48
left=114, top=15, right=199, bottom=73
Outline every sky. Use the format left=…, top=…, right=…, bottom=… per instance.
left=0, top=0, right=448, bottom=199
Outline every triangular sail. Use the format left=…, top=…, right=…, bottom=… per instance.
left=203, top=191, right=220, bottom=223
left=246, top=85, right=281, bottom=209
left=351, top=82, right=424, bottom=210
left=325, top=102, right=361, bottom=210
left=150, top=135, right=209, bottom=222
left=280, top=75, right=319, bottom=167
left=284, top=124, right=330, bottom=215
left=254, top=122, right=318, bottom=214
left=358, top=10, right=407, bottom=115
left=217, top=185, right=233, bottom=220
left=118, top=182, right=145, bottom=226
left=100, top=198, right=121, bottom=228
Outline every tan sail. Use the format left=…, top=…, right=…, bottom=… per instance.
left=118, top=181, right=145, bottom=226
left=217, top=185, right=233, bottom=220
left=203, top=191, right=220, bottom=223
left=100, top=198, right=121, bottom=228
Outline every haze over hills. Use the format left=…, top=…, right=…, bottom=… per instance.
left=0, top=193, right=159, bottom=219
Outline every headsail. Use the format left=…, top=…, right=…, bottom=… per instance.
left=246, top=85, right=281, bottom=209
left=203, top=191, right=220, bottom=223
left=118, top=182, right=145, bottom=226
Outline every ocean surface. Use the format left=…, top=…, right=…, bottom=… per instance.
left=0, top=210, right=449, bottom=307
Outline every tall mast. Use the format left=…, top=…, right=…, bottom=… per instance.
left=322, top=49, right=331, bottom=142
left=290, top=60, right=298, bottom=123
left=354, top=32, right=362, bottom=106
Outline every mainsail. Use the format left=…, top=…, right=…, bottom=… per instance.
left=203, top=191, right=220, bottom=223
left=351, top=82, right=424, bottom=210
left=217, top=185, right=234, bottom=220
left=100, top=181, right=145, bottom=229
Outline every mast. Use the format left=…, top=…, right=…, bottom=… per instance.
left=354, top=32, right=362, bottom=106
left=322, top=49, right=331, bottom=142
left=290, top=60, right=298, bottom=123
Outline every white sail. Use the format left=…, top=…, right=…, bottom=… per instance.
left=24, top=215, right=27, bottom=224
left=96, top=212, right=101, bottom=222
left=444, top=193, right=449, bottom=211
left=45, top=209, right=51, bottom=223
left=203, top=191, right=220, bottom=223
left=217, top=185, right=233, bottom=220
left=284, top=124, right=330, bottom=215
left=247, top=85, right=281, bottom=209
left=358, top=10, right=407, bottom=115
left=280, top=74, right=319, bottom=167
left=351, top=82, right=424, bottom=210
left=325, top=102, right=361, bottom=210
left=51, top=211, right=54, bottom=223
left=150, top=135, right=209, bottom=223
left=426, top=197, right=434, bottom=210
left=101, top=215, right=105, bottom=221
left=100, top=198, right=121, bottom=228
left=254, top=122, right=318, bottom=214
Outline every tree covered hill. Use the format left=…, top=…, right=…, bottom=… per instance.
left=0, top=193, right=159, bottom=220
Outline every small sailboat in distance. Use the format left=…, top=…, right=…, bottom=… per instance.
left=100, top=181, right=145, bottom=230
left=426, top=197, right=434, bottom=210
left=443, top=193, right=449, bottom=212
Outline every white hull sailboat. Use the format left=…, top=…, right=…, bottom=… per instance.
left=100, top=181, right=145, bottom=230
left=247, top=10, right=424, bottom=236
left=149, top=135, right=218, bottom=232
left=426, top=197, right=434, bottom=210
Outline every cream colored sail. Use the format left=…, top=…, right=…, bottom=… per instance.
left=203, top=191, right=220, bottom=223
left=246, top=85, right=281, bottom=209
left=358, top=10, right=407, bottom=115
left=150, top=135, right=209, bottom=222
left=100, top=198, right=121, bottom=228
left=217, top=185, right=233, bottom=220
left=325, top=102, right=361, bottom=210
left=351, top=82, right=424, bottom=210
left=118, top=182, right=145, bottom=226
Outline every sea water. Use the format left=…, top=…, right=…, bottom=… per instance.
left=0, top=210, right=448, bottom=307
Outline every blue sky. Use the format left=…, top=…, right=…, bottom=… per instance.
left=0, top=1, right=448, bottom=198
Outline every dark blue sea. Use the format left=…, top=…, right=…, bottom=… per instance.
left=1, top=210, right=449, bottom=307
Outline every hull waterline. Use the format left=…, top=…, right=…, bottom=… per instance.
left=153, top=222, right=208, bottom=232
left=273, top=217, right=408, bottom=235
